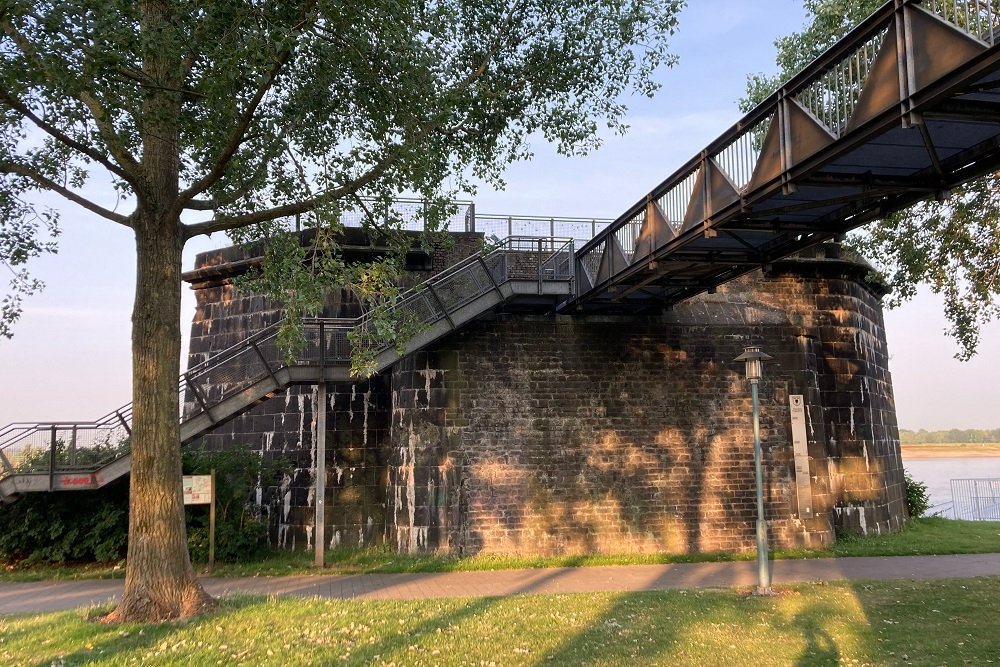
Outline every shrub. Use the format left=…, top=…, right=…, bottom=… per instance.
left=0, top=479, right=129, bottom=564
left=182, top=444, right=290, bottom=563
left=904, top=471, right=931, bottom=519
left=0, top=443, right=288, bottom=566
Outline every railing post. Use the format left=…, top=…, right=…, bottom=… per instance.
left=537, top=238, right=543, bottom=294
left=49, top=425, right=56, bottom=491
left=507, top=216, right=512, bottom=237
left=426, top=284, right=456, bottom=330
left=314, top=381, right=327, bottom=568
left=550, top=217, right=555, bottom=238
left=251, top=341, right=280, bottom=386
left=319, top=321, right=326, bottom=372
left=186, top=373, right=217, bottom=425
left=69, top=425, right=77, bottom=468
left=467, top=202, right=476, bottom=233
left=115, top=410, right=131, bottom=436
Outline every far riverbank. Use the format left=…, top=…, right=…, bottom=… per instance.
left=901, top=444, right=1000, bottom=459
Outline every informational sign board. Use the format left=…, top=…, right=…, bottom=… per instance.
left=788, top=395, right=813, bottom=517
left=182, top=472, right=217, bottom=570
left=183, top=475, right=213, bottom=505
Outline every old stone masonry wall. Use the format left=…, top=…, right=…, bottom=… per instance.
left=389, top=246, right=905, bottom=554
left=186, top=238, right=906, bottom=555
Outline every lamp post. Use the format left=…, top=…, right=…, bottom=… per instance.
left=734, top=345, right=773, bottom=595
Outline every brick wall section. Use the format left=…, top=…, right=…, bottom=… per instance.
left=387, top=246, right=905, bottom=555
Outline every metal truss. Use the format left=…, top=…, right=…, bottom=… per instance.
left=566, top=0, right=1000, bottom=312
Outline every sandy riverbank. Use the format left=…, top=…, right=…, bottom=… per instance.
left=901, top=444, right=1000, bottom=459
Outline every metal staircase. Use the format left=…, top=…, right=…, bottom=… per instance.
left=0, top=237, right=574, bottom=502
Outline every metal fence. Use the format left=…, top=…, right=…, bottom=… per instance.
left=474, top=214, right=612, bottom=247
left=950, top=478, right=1000, bottom=520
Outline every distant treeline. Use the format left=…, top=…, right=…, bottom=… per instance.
left=900, top=428, right=1000, bottom=444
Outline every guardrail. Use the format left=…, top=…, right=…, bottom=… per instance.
left=950, top=477, right=1000, bottom=520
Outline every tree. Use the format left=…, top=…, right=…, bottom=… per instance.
left=0, top=0, right=684, bottom=620
left=742, top=0, right=1000, bottom=360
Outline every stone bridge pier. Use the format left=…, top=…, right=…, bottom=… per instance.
left=185, top=239, right=905, bottom=555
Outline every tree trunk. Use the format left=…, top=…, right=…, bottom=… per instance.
left=101, top=213, right=214, bottom=623
left=101, top=0, right=213, bottom=622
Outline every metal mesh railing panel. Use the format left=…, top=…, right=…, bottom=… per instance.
left=1, top=423, right=132, bottom=474
left=475, top=216, right=612, bottom=245
left=188, top=345, right=267, bottom=403
left=432, top=262, right=492, bottom=309
left=398, top=291, right=443, bottom=327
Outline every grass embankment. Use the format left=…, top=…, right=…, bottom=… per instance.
left=2, top=577, right=998, bottom=666
left=3, top=517, right=999, bottom=582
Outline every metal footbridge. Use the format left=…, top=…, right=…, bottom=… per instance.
left=4, top=0, right=1000, bottom=498
left=567, top=0, right=1000, bottom=311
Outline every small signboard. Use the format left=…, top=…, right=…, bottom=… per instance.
left=183, top=475, right=213, bottom=505
left=788, top=395, right=813, bottom=517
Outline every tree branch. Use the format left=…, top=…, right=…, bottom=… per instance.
left=182, top=149, right=398, bottom=239
left=0, top=85, right=136, bottom=184
left=77, top=90, right=142, bottom=177
left=175, top=3, right=317, bottom=211
left=1, top=161, right=132, bottom=227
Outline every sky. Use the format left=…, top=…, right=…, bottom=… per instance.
left=1, top=0, right=998, bottom=431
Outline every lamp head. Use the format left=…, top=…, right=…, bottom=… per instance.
left=733, top=346, right=772, bottom=383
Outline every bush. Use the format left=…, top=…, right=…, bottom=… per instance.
left=0, top=479, right=129, bottom=564
left=0, top=443, right=288, bottom=566
left=182, top=444, right=290, bottom=563
left=904, top=471, right=931, bottom=519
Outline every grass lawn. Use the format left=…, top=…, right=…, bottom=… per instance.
left=1, top=577, right=998, bottom=666
left=3, top=517, right=999, bottom=581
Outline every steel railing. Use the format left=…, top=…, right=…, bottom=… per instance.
left=950, top=478, right=1000, bottom=520
left=0, top=237, right=574, bottom=483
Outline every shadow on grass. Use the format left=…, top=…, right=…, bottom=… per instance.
left=14, top=600, right=216, bottom=667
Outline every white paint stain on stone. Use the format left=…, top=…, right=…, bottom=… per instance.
left=362, top=389, right=371, bottom=447
left=297, top=393, right=307, bottom=449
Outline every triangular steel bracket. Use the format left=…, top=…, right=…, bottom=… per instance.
left=634, top=199, right=676, bottom=262
left=786, top=98, right=837, bottom=167
left=846, top=26, right=901, bottom=133
left=596, top=236, right=628, bottom=285
left=747, top=114, right=782, bottom=194
left=575, top=258, right=594, bottom=291
left=682, top=158, right=741, bottom=233
left=908, top=5, right=988, bottom=92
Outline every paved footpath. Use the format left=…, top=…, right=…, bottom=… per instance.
left=2, top=553, right=1000, bottom=615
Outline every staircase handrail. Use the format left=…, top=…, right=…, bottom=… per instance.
left=0, top=237, right=574, bottom=478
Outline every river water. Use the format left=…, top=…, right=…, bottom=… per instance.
left=902, top=457, right=1000, bottom=518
